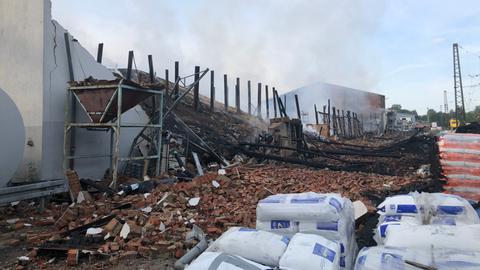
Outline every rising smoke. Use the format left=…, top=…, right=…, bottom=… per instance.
left=52, top=0, right=386, bottom=108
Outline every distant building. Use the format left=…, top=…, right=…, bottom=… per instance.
left=386, top=111, right=416, bottom=131
left=269, top=81, right=386, bottom=133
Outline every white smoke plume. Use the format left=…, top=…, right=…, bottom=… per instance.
left=52, top=0, right=386, bottom=107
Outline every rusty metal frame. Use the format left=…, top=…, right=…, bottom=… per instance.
left=64, top=81, right=164, bottom=189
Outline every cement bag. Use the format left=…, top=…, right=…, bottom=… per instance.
left=256, top=220, right=298, bottom=236
left=423, top=193, right=480, bottom=224
left=207, top=227, right=289, bottom=267
left=384, top=224, right=480, bottom=251
left=185, top=252, right=272, bottom=270
left=354, top=246, right=431, bottom=270
left=377, top=194, right=421, bottom=218
left=297, top=217, right=353, bottom=241
left=433, top=249, right=480, bottom=269
left=257, top=192, right=347, bottom=222
left=279, top=233, right=341, bottom=270
left=298, top=218, right=356, bottom=269
left=374, top=215, right=422, bottom=245
left=297, top=198, right=354, bottom=239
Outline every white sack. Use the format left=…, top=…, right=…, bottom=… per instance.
left=374, top=215, right=422, bottom=245
left=186, top=252, right=272, bottom=270
left=279, top=233, right=341, bottom=270
left=377, top=194, right=420, bottom=218
left=420, top=193, right=480, bottom=224
left=257, top=192, right=346, bottom=222
left=354, top=246, right=480, bottom=270
left=384, top=224, right=480, bottom=251
left=207, top=227, right=289, bottom=267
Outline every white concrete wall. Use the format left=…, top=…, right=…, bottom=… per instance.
left=1, top=0, right=151, bottom=182
left=0, top=0, right=47, bottom=182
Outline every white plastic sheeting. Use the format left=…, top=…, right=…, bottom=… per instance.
left=256, top=192, right=356, bottom=269
left=279, top=233, right=341, bottom=270
left=375, top=192, right=479, bottom=244
left=354, top=246, right=480, bottom=270
left=185, top=252, right=272, bottom=270
left=207, top=227, right=289, bottom=267
left=374, top=215, right=421, bottom=245
left=384, top=224, right=480, bottom=251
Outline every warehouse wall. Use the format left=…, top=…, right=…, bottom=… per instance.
left=0, top=0, right=150, bottom=182
left=0, top=0, right=47, bottom=182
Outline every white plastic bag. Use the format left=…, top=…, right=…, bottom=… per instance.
left=256, top=192, right=356, bottom=269
left=257, top=193, right=346, bottom=222
left=207, top=227, right=289, bottom=267
left=421, top=193, right=480, bottom=224
left=256, top=220, right=298, bottom=236
left=374, top=215, right=421, bottom=245
left=279, top=233, right=341, bottom=270
left=354, top=246, right=480, bottom=270
left=185, top=252, right=272, bottom=270
left=433, top=249, right=480, bottom=269
left=384, top=224, right=480, bottom=251
left=376, top=194, right=420, bottom=217
left=354, top=246, right=430, bottom=270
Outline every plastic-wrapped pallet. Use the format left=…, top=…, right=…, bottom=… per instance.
left=256, top=192, right=356, bottom=269
left=279, top=233, right=341, bottom=270
left=375, top=192, right=479, bottom=243
left=257, top=192, right=350, bottom=236
left=438, top=133, right=480, bottom=201
left=375, top=193, right=423, bottom=245
left=418, top=193, right=480, bottom=224
left=206, top=227, right=289, bottom=267
left=384, top=224, right=480, bottom=251
left=185, top=252, right=272, bottom=270
left=373, top=215, right=421, bottom=245
left=354, top=246, right=430, bottom=270
left=376, top=194, right=422, bottom=220
left=433, top=248, right=480, bottom=269
left=354, top=246, right=480, bottom=270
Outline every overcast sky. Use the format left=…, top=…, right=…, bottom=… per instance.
left=51, top=0, right=480, bottom=114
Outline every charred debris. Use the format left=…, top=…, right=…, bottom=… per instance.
left=0, top=54, right=442, bottom=268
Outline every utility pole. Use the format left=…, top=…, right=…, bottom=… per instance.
left=444, top=90, right=448, bottom=128
left=444, top=90, right=448, bottom=113
left=453, top=43, right=466, bottom=125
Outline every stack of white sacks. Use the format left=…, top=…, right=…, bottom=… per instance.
left=354, top=192, right=480, bottom=270
left=187, top=192, right=356, bottom=270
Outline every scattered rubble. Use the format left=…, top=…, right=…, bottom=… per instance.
left=0, top=157, right=441, bottom=268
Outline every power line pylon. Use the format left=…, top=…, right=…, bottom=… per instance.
left=453, top=43, right=466, bottom=125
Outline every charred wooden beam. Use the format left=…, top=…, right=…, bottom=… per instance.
left=332, top=106, right=337, bottom=135
left=314, top=104, right=319, bottom=125
left=248, top=80, right=252, bottom=115
left=224, top=74, right=229, bottom=111
left=148, top=55, right=154, bottom=83
left=174, top=61, right=179, bottom=97
left=265, top=85, right=270, bottom=119
left=165, top=69, right=169, bottom=93
left=295, top=94, right=301, bottom=120
left=210, top=70, right=215, bottom=111
left=273, top=87, right=278, bottom=118
left=96, top=43, right=103, bottom=63
left=257, top=83, right=262, bottom=118
left=236, top=77, right=240, bottom=113
left=126, top=51, right=134, bottom=81
left=194, top=66, right=200, bottom=111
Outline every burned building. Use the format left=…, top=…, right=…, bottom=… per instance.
left=272, top=82, right=386, bottom=134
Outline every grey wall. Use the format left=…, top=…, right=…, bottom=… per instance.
left=1, top=0, right=150, bottom=182
left=0, top=0, right=46, bottom=182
